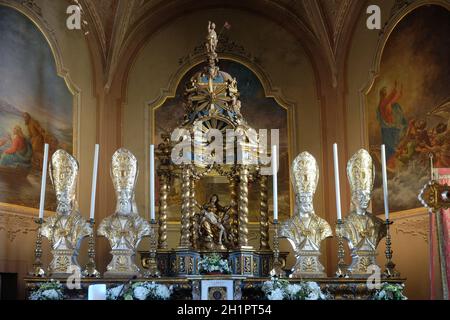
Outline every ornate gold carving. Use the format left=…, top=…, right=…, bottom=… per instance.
left=229, top=177, right=239, bottom=248
left=179, top=165, right=192, bottom=248
left=239, top=165, right=250, bottom=248
left=291, top=151, right=319, bottom=195
left=259, top=175, right=270, bottom=250
left=347, top=149, right=375, bottom=197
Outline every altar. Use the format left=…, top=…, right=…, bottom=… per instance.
left=23, top=21, right=412, bottom=302
left=23, top=277, right=406, bottom=300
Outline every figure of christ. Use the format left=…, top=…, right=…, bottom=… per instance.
left=23, top=112, right=46, bottom=167
left=0, top=126, right=32, bottom=167
left=376, top=81, right=407, bottom=161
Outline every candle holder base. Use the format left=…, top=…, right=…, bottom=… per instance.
left=144, top=220, right=161, bottom=278
left=30, top=265, right=46, bottom=278
left=82, top=265, right=101, bottom=278
left=143, top=252, right=161, bottom=278
left=82, top=219, right=100, bottom=278
left=30, top=218, right=46, bottom=277
left=383, top=219, right=400, bottom=278
left=335, top=219, right=349, bottom=278
left=269, top=220, right=285, bottom=278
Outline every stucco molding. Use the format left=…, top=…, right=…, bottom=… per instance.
left=0, top=211, right=37, bottom=243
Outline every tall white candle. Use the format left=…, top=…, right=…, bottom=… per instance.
left=38, top=144, right=49, bottom=220
left=150, top=145, right=156, bottom=221
left=381, top=145, right=389, bottom=220
left=272, top=145, right=278, bottom=222
left=333, top=143, right=342, bottom=220
left=89, top=144, right=100, bottom=221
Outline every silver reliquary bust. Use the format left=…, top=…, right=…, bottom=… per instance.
left=98, top=148, right=152, bottom=277
left=280, top=152, right=332, bottom=278
left=340, top=149, right=387, bottom=277
left=40, top=149, right=92, bottom=276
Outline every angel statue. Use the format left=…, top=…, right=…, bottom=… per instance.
left=206, top=21, right=218, bottom=55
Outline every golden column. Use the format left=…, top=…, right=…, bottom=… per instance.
left=229, top=176, right=239, bottom=248
left=190, top=176, right=198, bottom=249
left=158, top=173, right=169, bottom=249
left=239, top=165, right=251, bottom=248
left=179, top=165, right=192, bottom=248
left=259, top=175, right=270, bottom=250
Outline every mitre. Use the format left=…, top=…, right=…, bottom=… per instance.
left=346, top=149, right=375, bottom=194
left=291, top=151, right=319, bottom=195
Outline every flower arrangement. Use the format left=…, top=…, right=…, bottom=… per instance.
left=29, top=280, right=65, bottom=300
left=372, top=283, right=407, bottom=300
left=107, top=282, right=172, bottom=300
left=199, top=253, right=231, bottom=275
left=262, top=277, right=328, bottom=300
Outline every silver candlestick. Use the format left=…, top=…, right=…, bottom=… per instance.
left=144, top=219, right=161, bottom=278
left=30, top=218, right=46, bottom=277
left=269, top=219, right=284, bottom=278
left=82, top=219, right=100, bottom=278
left=383, top=219, right=400, bottom=278
left=335, top=219, right=348, bottom=278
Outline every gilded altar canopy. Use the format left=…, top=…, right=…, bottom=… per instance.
left=49, top=149, right=79, bottom=202
left=291, top=151, right=319, bottom=195
left=346, top=149, right=375, bottom=193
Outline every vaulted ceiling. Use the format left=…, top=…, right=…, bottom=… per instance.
left=78, top=0, right=366, bottom=88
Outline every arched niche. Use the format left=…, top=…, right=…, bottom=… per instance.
left=151, top=58, right=294, bottom=222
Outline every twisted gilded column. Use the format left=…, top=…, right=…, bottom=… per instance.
left=259, top=175, right=270, bottom=250
left=239, top=165, right=251, bottom=248
left=190, top=177, right=198, bottom=249
left=158, top=174, right=169, bottom=249
left=229, top=177, right=238, bottom=248
left=179, top=166, right=192, bottom=248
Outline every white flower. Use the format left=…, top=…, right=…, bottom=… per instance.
left=133, top=286, right=150, bottom=300
left=267, top=288, right=285, bottom=300
left=155, top=285, right=171, bottom=300
left=306, top=282, right=320, bottom=291
left=42, top=289, right=60, bottom=300
left=108, top=285, right=124, bottom=300
left=286, top=284, right=301, bottom=297
left=306, top=291, right=319, bottom=300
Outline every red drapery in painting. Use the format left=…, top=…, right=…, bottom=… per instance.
left=432, top=168, right=450, bottom=299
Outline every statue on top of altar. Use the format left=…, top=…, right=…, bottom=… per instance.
left=195, top=194, right=233, bottom=250
left=98, top=148, right=152, bottom=277
left=340, top=149, right=387, bottom=277
left=280, top=152, right=332, bottom=278
left=40, top=149, right=91, bottom=276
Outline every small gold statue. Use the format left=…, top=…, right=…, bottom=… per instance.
left=280, top=152, right=332, bottom=278
left=340, top=149, right=387, bottom=277
left=98, top=148, right=152, bottom=277
left=195, top=194, right=233, bottom=250
left=40, top=150, right=91, bottom=276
